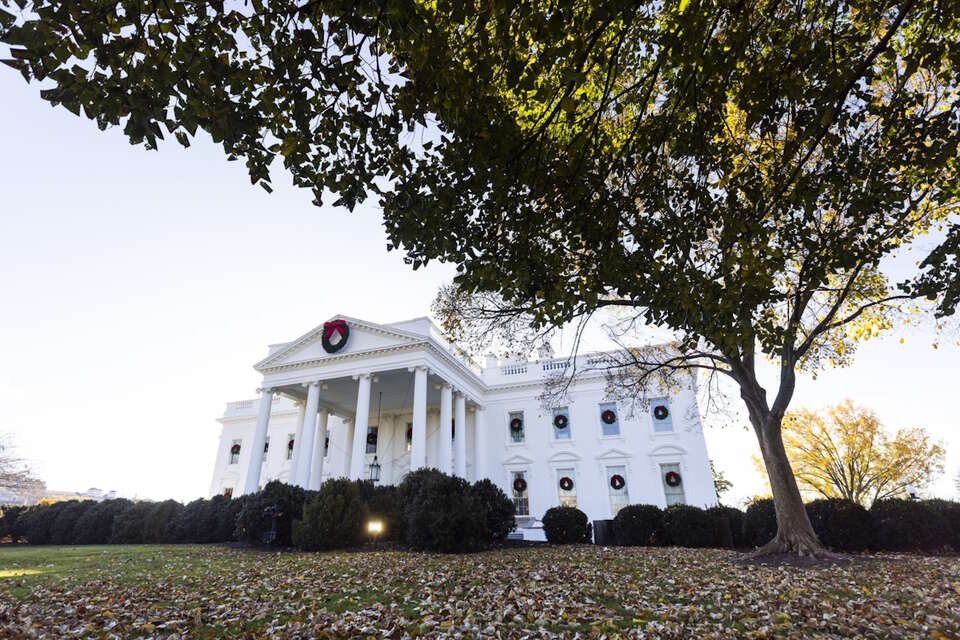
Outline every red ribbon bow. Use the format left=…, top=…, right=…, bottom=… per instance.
left=323, top=319, right=347, bottom=341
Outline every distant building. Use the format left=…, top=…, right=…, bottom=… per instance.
left=211, top=315, right=716, bottom=540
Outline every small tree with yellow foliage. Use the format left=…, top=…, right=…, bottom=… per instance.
left=779, top=400, right=944, bottom=506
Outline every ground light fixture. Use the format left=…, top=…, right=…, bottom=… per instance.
left=366, top=518, right=384, bottom=541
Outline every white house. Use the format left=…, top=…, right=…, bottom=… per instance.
left=210, top=315, right=717, bottom=540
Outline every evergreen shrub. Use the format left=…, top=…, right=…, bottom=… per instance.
left=542, top=506, right=592, bottom=544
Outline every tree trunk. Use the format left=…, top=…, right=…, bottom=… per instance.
left=752, top=411, right=826, bottom=556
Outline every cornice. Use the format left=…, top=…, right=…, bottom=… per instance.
left=258, top=342, right=427, bottom=375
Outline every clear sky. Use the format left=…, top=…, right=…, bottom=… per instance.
left=1, top=72, right=957, bottom=505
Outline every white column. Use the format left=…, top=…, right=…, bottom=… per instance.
left=410, top=366, right=428, bottom=471
left=309, top=409, right=329, bottom=490
left=473, top=405, right=487, bottom=481
left=343, top=418, right=354, bottom=477
left=295, top=381, right=321, bottom=487
left=288, top=400, right=306, bottom=482
left=349, top=374, right=372, bottom=480
left=242, top=388, right=273, bottom=495
left=454, top=392, right=467, bottom=478
left=439, top=384, right=453, bottom=474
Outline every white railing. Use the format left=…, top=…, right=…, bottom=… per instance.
left=500, top=364, right=528, bottom=375
left=227, top=399, right=256, bottom=411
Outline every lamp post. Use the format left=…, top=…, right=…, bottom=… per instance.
left=368, top=455, right=381, bottom=483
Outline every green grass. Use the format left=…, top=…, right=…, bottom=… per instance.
left=1, top=544, right=957, bottom=638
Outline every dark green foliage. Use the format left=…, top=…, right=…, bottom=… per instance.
left=542, top=506, right=591, bottom=544
left=236, top=480, right=307, bottom=547
left=0, top=506, right=27, bottom=543
left=366, top=484, right=404, bottom=543
left=142, top=500, right=184, bottom=544
left=743, top=499, right=778, bottom=549
left=660, top=505, right=715, bottom=548
left=50, top=501, right=93, bottom=545
left=293, top=479, right=371, bottom=551
left=923, top=499, right=960, bottom=550
left=72, top=499, right=132, bottom=545
left=804, top=499, right=871, bottom=552
left=613, top=505, right=663, bottom=546
left=469, top=479, right=515, bottom=544
left=706, top=506, right=744, bottom=549
left=109, top=502, right=151, bottom=544
left=21, top=501, right=72, bottom=545
left=870, top=499, right=952, bottom=552
left=216, top=494, right=248, bottom=542
left=171, top=497, right=231, bottom=544
left=399, top=469, right=486, bottom=552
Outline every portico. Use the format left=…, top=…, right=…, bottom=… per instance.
left=239, top=317, right=486, bottom=495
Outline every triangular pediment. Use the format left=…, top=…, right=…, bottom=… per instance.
left=595, top=447, right=632, bottom=460
left=502, top=453, right=535, bottom=465
left=255, top=315, right=426, bottom=371
left=548, top=450, right=582, bottom=463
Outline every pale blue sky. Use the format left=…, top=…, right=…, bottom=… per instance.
left=1, top=72, right=957, bottom=505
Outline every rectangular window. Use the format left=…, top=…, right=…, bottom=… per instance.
left=607, top=464, right=629, bottom=516
left=509, top=411, right=525, bottom=443
left=557, top=468, right=577, bottom=507
left=651, top=398, right=673, bottom=433
left=366, top=426, right=378, bottom=454
left=262, top=437, right=270, bottom=463
left=286, top=433, right=294, bottom=460
left=511, top=471, right=529, bottom=516
left=229, top=439, right=241, bottom=465
left=599, top=402, right=620, bottom=437
left=661, top=463, right=686, bottom=506
left=553, top=407, right=571, bottom=440
left=324, top=434, right=330, bottom=457
left=405, top=422, right=413, bottom=452
left=222, top=487, right=233, bottom=498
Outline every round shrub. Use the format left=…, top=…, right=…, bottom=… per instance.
left=470, top=479, right=516, bottom=543
left=293, top=478, right=372, bottom=550
left=923, top=499, right=960, bottom=551
left=73, top=499, right=132, bottom=545
left=870, top=498, right=951, bottom=552
left=542, top=506, right=591, bottom=544
left=613, top=504, right=663, bottom=546
left=400, top=469, right=486, bottom=552
left=236, top=480, right=308, bottom=547
left=743, top=498, right=777, bottom=548
left=804, top=498, right=871, bottom=552
left=660, top=505, right=714, bottom=548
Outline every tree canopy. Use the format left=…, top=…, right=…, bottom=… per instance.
left=3, top=0, right=959, bottom=555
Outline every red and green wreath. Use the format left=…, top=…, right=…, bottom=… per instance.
left=406, top=425, right=413, bottom=441
left=610, top=474, right=626, bottom=490
left=510, top=417, right=524, bottom=433
left=653, top=404, right=670, bottom=420
left=664, top=471, right=682, bottom=487
left=601, top=409, right=617, bottom=425
left=230, top=444, right=241, bottom=455
left=512, top=476, right=527, bottom=494
left=366, top=431, right=378, bottom=445
left=553, top=414, right=569, bottom=429
left=559, top=476, right=574, bottom=491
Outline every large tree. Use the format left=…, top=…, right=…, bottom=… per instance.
left=3, top=1, right=959, bottom=555
left=779, top=400, right=944, bottom=505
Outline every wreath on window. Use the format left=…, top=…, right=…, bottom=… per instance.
left=513, top=476, right=527, bottom=494
left=230, top=444, right=241, bottom=455
left=601, top=409, right=617, bottom=425
left=287, top=439, right=295, bottom=450
left=366, top=432, right=378, bottom=445
left=653, top=404, right=670, bottom=420
left=665, top=471, right=682, bottom=487
left=610, top=474, right=626, bottom=490
left=559, top=476, right=574, bottom=491
left=510, top=417, right=524, bottom=433
left=553, top=414, right=569, bottom=429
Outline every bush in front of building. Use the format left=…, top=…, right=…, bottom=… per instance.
left=542, top=506, right=591, bottom=544
left=613, top=504, right=663, bottom=546
left=870, top=498, right=952, bottom=552
left=236, top=480, right=309, bottom=547
left=804, top=499, right=871, bottom=552
left=400, top=469, right=488, bottom=552
left=706, top=506, right=744, bottom=548
left=141, top=499, right=185, bottom=544
left=0, top=506, right=27, bottom=543
left=293, top=478, right=373, bottom=550
left=20, top=500, right=75, bottom=545
left=923, top=499, right=960, bottom=550
left=469, top=478, right=516, bottom=544
left=742, top=498, right=778, bottom=549
left=659, top=505, right=715, bottom=548
left=73, top=498, right=133, bottom=545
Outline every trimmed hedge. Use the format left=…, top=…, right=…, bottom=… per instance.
left=743, top=498, right=778, bottom=548
left=706, top=506, right=744, bottom=549
left=542, top=506, right=591, bottom=544
left=613, top=504, right=663, bottom=546
left=870, top=498, right=952, bottom=552
left=660, top=505, right=715, bottom=548
left=236, top=480, right=308, bottom=547
left=805, top=499, right=871, bottom=552
left=293, top=478, right=372, bottom=550
left=400, top=470, right=488, bottom=553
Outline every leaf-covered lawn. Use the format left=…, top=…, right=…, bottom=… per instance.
left=0, top=545, right=957, bottom=638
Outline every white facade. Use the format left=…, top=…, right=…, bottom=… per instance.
left=210, top=316, right=717, bottom=539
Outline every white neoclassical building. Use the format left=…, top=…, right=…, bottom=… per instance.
left=210, top=315, right=717, bottom=539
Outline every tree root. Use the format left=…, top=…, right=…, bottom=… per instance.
left=746, top=531, right=837, bottom=560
